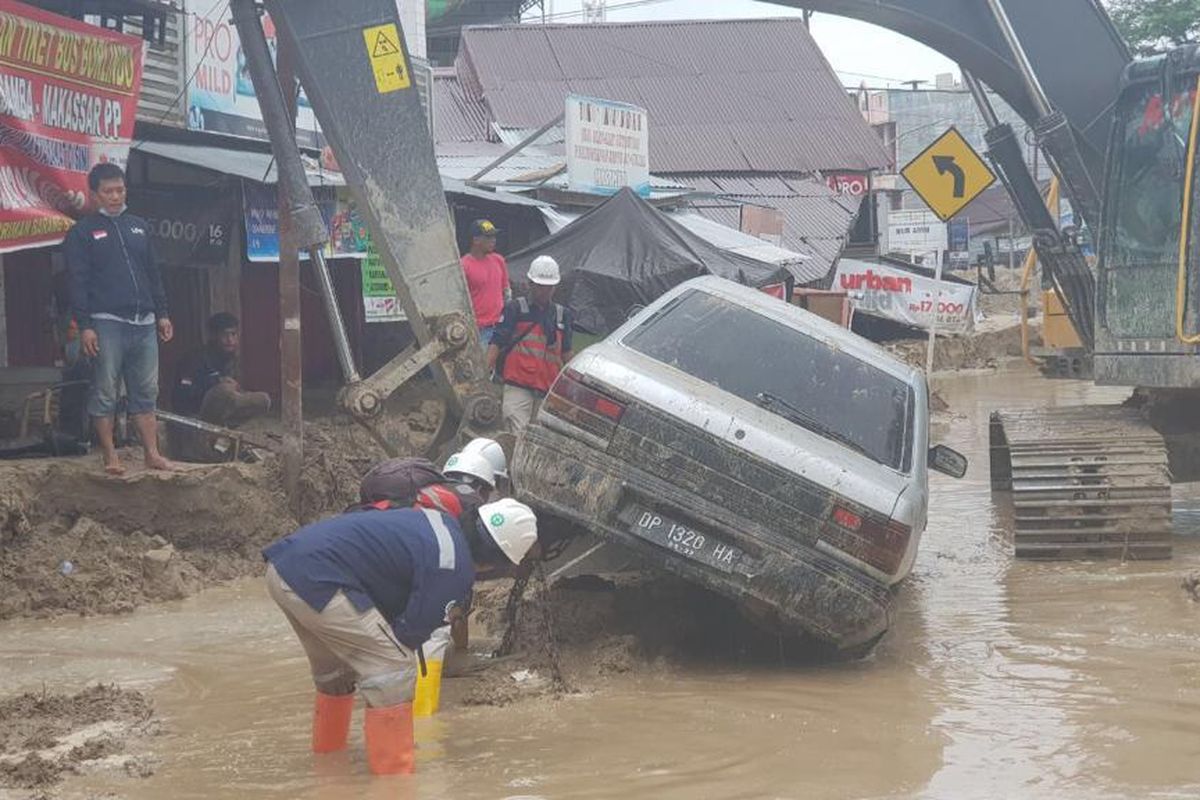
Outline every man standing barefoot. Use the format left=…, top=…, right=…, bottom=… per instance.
left=64, top=163, right=174, bottom=474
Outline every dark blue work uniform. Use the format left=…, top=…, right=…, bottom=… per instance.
left=263, top=508, right=474, bottom=649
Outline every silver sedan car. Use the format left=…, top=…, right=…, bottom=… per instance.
left=513, top=276, right=966, bottom=656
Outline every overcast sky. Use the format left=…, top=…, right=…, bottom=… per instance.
left=523, top=0, right=958, bottom=88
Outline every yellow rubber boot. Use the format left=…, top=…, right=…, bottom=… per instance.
left=413, top=660, right=444, bottom=717
left=413, top=626, right=452, bottom=717
left=312, top=692, right=354, bottom=754
left=364, top=703, right=415, bottom=775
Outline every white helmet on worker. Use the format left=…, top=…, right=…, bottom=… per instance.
left=479, top=498, right=538, bottom=564
left=460, top=437, right=508, bottom=480
left=443, top=450, right=497, bottom=491
left=528, top=255, right=561, bottom=286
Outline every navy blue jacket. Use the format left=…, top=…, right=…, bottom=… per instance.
left=63, top=211, right=168, bottom=329
left=263, top=508, right=474, bottom=649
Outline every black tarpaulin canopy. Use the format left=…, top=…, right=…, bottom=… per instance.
left=505, top=188, right=791, bottom=335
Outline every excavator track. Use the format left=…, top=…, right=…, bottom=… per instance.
left=989, top=406, right=1172, bottom=560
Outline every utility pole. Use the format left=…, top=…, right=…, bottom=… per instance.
left=277, top=37, right=303, bottom=516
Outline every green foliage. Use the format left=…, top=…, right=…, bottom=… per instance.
left=1108, top=0, right=1200, bottom=54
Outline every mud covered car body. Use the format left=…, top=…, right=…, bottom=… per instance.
left=513, top=277, right=959, bottom=653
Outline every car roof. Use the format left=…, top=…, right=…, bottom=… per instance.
left=622, top=275, right=923, bottom=386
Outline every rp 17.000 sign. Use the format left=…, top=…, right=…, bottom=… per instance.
left=0, top=1, right=144, bottom=252
left=835, top=259, right=976, bottom=335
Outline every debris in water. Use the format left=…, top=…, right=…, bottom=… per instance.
left=1183, top=571, right=1200, bottom=602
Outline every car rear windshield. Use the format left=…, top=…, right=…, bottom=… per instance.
left=622, top=289, right=914, bottom=470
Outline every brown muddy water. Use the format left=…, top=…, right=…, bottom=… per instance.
left=3, top=365, right=1200, bottom=800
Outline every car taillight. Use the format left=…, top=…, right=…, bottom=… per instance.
left=824, top=504, right=911, bottom=575
left=543, top=369, right=627, bottom=440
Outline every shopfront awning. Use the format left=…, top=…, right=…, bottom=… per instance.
left=134, top=140, right=551, bottom=210
left=133, top=140, right=345, bottom=187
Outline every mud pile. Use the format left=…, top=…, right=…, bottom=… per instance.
left=0, top=459, right=294, bottom=619
left=297, top=396, right=446, bottom=521
left=0, top=685, right=157, bottom=793
left=456, top=572, right=824, bottom=706
left=886, top=323, right=1024, bottom=372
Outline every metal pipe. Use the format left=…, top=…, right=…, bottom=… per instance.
left=961, top=69, right=1000, bottom=129
left=229, top=0, right=327, bottom=251
left=983, top=0, right=1053, bottom=118
left=468, top=113, right=565, bottom=183
left=309, top=248, right=362, bottom=383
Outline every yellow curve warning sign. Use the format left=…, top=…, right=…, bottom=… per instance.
left=900, top=126, right=996, bottom=221
left=362, top=24, right=410, bottom=94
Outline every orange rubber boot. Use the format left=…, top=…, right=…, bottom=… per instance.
left=312, top=692, right=355, bottom=754
left=363, top=703, right=415, bottom=775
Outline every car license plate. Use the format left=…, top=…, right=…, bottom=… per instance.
left=630, top=510, right=742, bottom=573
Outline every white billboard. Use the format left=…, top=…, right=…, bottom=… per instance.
left=835, top=259, right=976, bottom=335
left=565, top=94, right=650, bottom=197
left=886, top=208, right=948, bottom=266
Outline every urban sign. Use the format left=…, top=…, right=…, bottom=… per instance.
left=835, top=259, right=976, bottom=334
left=565, top=94, right=650, bottom=197
left=901, top=126, right=995, bottom=221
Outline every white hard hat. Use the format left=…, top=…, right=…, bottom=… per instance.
left=528, top=255, right=561, bottom=286
left=461, top=437, right=508, bottom=479
left=443, top=450, right=496, bottom=490
left=479, top=498, right=538, bottom=564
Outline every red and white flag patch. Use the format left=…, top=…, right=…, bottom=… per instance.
left=91, top=230, right=108, bottom=240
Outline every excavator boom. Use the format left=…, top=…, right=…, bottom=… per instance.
left=773, top=0, right=1129, bottom=187
left=234, top=0, right=500, bottom=449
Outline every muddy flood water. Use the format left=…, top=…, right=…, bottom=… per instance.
left=3, top=365, right=1200, bottom=800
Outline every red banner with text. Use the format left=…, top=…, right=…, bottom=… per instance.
left=0, top=1, right=144, bottom=252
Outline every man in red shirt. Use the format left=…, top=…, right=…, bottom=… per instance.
left=460, top=219, right=510, bottom=346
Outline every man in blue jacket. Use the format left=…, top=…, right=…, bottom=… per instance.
left=63, top=163, right=173, bottom=475
left=263, top=497, right=539, bottom=775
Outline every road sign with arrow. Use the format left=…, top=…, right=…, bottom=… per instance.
left=900, top=126, right=996, bottom=221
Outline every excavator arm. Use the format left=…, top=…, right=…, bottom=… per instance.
left=231, top=0, right=500, bottom=451
left=773, top=0, right=1129, bottom=186
left=771, top=0, right=1133, bottom=351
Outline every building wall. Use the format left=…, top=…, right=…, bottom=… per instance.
left=130, top=12, right=187, bottom=128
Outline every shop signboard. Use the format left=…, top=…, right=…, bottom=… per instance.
left=128, top=184, right=234, bottom=268
left=886, top=208, right=947, bottom=265
left=565, top=94, right=649, bottom=197
left=947, top=218, right=970, bottom=268
left=360, top=238, right=405, bottom=322
left=825, top=172, right=869, bottom=197
left=185, top=0, right=322, bottom=147
left=0, top=1, right=145, bottom=252
left=835, top=258, right=976, bottom=334
left=242, top=182, right=367, bottom=262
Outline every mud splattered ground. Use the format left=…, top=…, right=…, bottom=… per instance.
left=0, top=685, right=157, bottom=794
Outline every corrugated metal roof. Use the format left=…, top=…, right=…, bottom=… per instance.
left=677, top=173, right=861, bottom=281
left=457, top=19, right=890, bottom=173
left=432, top=67, right=491, bottom=143
left=133, top=140, right=345, bottom=187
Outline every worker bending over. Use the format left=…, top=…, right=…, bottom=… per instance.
left=263, top=496, right=538, bottom=775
